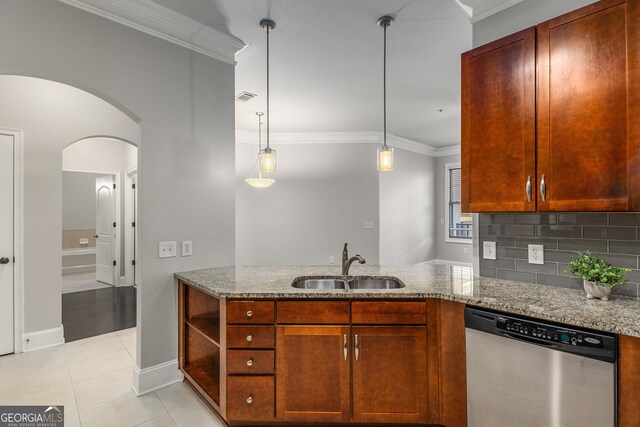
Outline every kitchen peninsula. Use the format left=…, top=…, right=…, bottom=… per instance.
left=175, top=264, right=640, bottom=426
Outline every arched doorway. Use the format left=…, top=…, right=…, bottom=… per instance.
left=0, top=75, right=140, bottom=353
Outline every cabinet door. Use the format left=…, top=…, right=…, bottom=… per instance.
left=275, top=326, right=350, bottom=423
left=352, top=326, right=428, bottom=424
left=462, top=28, right=536, bottom=212
left=537, top=0, right=640, bottom=211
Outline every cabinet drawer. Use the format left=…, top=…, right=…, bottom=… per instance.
left=227, top=350, right=274, bottom=374
left=276, top=301, right=350, bottom=324
left=227, top=375, right=275, bottom=421
left=352, top=301, right=427, bottom=325
left=227, top=301, right=274, bottom=324
left=227, top=326, right=275, bottom=349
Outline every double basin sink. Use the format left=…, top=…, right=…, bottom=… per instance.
left=292, top=277, right=405, bottom=290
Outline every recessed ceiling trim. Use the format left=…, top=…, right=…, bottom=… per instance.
left=236, top=130, right=459, bottom=157
left=57, top=0, right=246, bottom=64
left=456, top=0, right=525, bottom=23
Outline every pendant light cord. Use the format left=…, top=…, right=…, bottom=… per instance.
left=266, top=25, right=270, bottom=150
left=383, top=23, right=387, bottom=148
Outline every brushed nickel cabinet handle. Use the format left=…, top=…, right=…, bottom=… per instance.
left=540, top=174, right=546, bottom=202
left=526, top=175, right=532, bottom=203
left=343, top=334, right=348, bottom=361
left=246, top=310, right=253, bottom=318
left=246, top=334, right=253, bottom=342
left=246, top=395, right=253, bottom=405
left=355, top=334, right=359, bottom=362
left=246, top=358, right=253, bottom=367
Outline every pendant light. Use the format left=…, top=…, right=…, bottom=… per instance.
left=245, top=112, right=275, bottom=188
left=260, top=18, right=276, bottom=174
left=377, top=15, right=394, bottom=172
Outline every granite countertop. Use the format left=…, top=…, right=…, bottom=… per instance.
left=174, top=264, right=640, bottom=338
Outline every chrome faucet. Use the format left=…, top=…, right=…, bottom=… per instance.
left=342, top=243, right=366, bottom=275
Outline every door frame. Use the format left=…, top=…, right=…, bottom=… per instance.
left=124, top=167, right=137, bottom=287
left=1, top=129, right=24, bottom=354
left=62, top=168, right=122, bottom=286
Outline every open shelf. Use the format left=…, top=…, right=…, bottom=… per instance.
left=187, top=318, right=220, bottom=346
left=183, top=364, right=220, bottom=405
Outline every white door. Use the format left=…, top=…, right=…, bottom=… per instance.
left=0, top=134, right=14, bottom=355
left=96, top=175, right=115, bottom=285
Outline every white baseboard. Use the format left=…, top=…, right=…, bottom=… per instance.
left=132, top=359, right=184, bottom=396
left=23, top=326, right=65, bottom=352
left=426, top=259, right=473, bottom=268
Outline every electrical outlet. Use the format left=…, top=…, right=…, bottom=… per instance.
left=483, top=241, right=496, bottom=260
left=181, top=240, right=192, bottom=257
left=158, top=241, right=176, bottom=258
left=528, top=244, right=544, bottom=265
left=463, top=247, right=469, bottom=255
left=399, top=251, right=405, bottom=260
left=329, top=256, right=335, bottom=265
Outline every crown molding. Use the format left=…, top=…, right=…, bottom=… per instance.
left=455, top=0, right=525, bottom=23
left=236, top=130, right=460, bottom=157
left=57, top=0, right=246, bottom=64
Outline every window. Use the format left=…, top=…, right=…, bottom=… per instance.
left=445, top=163, right=472, bottom=242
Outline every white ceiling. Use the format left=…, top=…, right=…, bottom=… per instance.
left=152, top=0, right=473, bottom=148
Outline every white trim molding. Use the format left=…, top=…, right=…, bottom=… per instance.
left=133, top=359, right=183, bottom=396
left=57, top=0, right=246, bottom=65
left=425, top=259, right=473, bottom=268
left=455, top=0, right=525, bottom=22
left=236, top=130, right=460, bottom=157
left=23, top=326, right=65, bottom=352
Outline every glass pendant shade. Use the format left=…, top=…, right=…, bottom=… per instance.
left=245, top=176, right=275, bottom=188
left=377, top=146, right=393, bottom=172
left=260, top=148, right=276, bottom=173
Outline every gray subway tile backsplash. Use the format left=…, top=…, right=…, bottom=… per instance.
left=583, top=226, right=637, bottom=240
left=479, top=212, right=640, bottom=299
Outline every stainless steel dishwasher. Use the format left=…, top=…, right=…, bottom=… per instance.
left=465, top=306, right=616, bottom=427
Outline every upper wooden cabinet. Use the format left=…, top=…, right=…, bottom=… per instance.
left=462, top=0, right=640, bottom=212
left=462, top=28, right=536, bottom=213
left=537, top=0, right=640, bottom=211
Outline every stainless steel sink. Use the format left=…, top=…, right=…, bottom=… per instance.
left=291, top=278, right=347, bottom=289
left=348, top=278, right=405, bottom=289
left=291, top=277, right=404, bottom=290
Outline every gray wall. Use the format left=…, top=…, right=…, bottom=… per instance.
left=473, top=0, right=599, bottom=47
left=434, top=154, right=473, bottom=264
left=479, top=213, right=640, bottom=298
left=379, top=148, right=436, bottom=265
left=62, top=172, right=103, bottom=230
left=0, top=1, right=236, bottom=370
left=236, top=142, right=380, bottom=266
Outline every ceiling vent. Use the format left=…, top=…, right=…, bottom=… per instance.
left=236, top=91, right=257, bottom=102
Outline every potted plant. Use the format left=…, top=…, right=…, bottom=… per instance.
left=567, top=252, right=630, bottom=300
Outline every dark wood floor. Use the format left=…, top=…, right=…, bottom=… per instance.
left=62, top=286, right=137, bottom=342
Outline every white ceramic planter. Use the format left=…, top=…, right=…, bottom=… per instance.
left=583, top=280, right=612, bottom=301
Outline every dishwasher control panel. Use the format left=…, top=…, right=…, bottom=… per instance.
left=465, top=306, right=617, bottom=363
left=497, top=316, right=604, bottom=348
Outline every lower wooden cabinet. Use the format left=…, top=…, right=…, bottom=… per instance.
left=227, top=375, right=275, bottom=421
left=352, top=326, right=428, bottom=424
left=275, top=325, right=351, bottom=422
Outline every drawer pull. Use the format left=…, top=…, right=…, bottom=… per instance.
left=246, top=310, right=253, bottom=318
left=246, top=334, right=253, bottom=342
left=246, top=358, right=254, bottom=367
left=246, top=395, right=253, bottom=405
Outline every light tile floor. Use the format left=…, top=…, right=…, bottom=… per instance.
left=62, top=271, right=111, bottom=294
left=0, top=328, right=227, bottom=427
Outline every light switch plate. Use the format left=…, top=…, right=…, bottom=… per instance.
left=364, top=221, right=375, bottom=229
left=483, top=241, right=496, bottom=260
left=181, top=241, right=192, bottom=257
left=528, top=244, right=544, bottom=265
left=159, top=241, right=176, bottom=258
